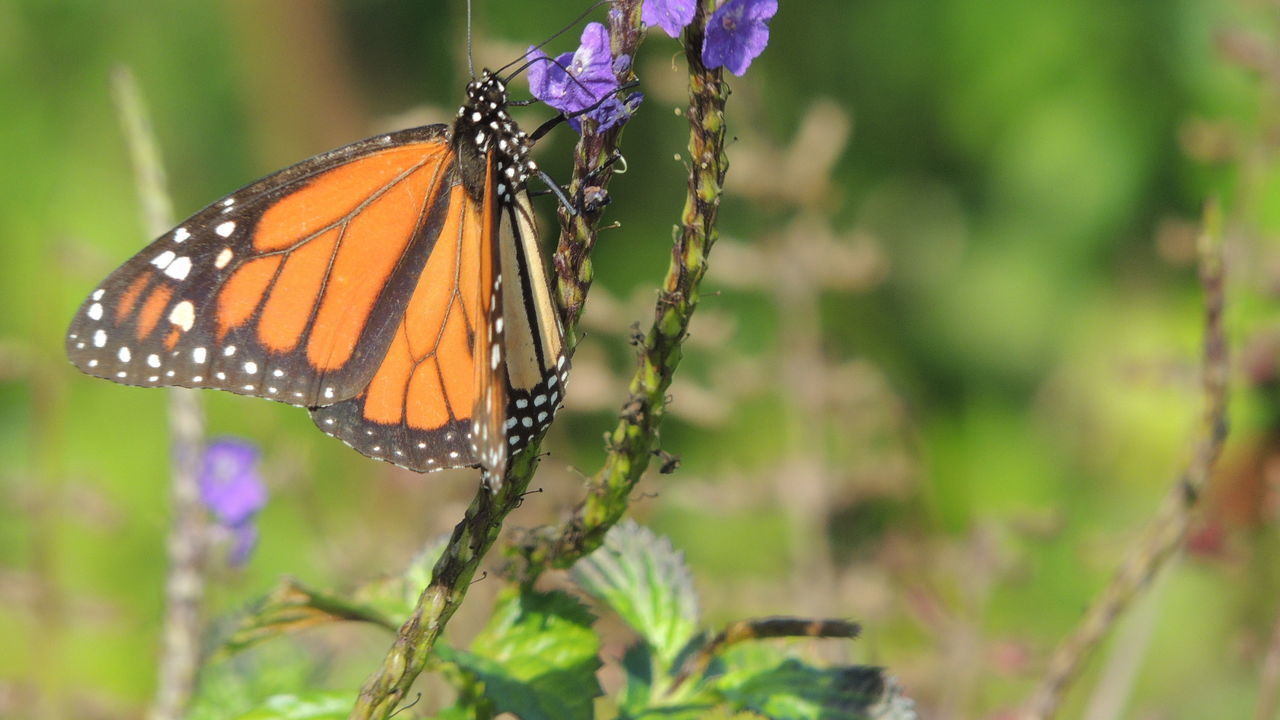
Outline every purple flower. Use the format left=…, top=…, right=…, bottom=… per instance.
left=527, top=22, right=637, bottom=132
left=702, top=0, right=777, bottom=76
left=229, top=524, right=259, bottom=567
left=199, top=438, right=266, bottom=565
left=643, top=0, right=695, bottom=37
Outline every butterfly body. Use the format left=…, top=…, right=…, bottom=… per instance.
left=67, top=72, right=568, bottom=483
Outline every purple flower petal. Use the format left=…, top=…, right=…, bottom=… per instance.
left=702, top=0, right=778, bottom=76
left=642, top=0, right=696, bottom=37
left=566, top=91, right=644, bottom=133
left=198, top=438, right=266, bottom=528
left=228, top=523, right=259, bottom=568
left=527, top=22, right=618, bottom=116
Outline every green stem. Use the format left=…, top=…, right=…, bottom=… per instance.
left=510, top=0, right=731, bottom=578
left=348, top=4, right=648, bottom=717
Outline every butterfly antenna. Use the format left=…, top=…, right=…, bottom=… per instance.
left=466, top=0, right=476, bottom=80
left=494, top=0, right=609, bottom=77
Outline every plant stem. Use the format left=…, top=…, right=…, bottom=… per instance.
left=671, top=617, right=862, bottom=691
left=112, top=65, right=210, bottom=720
left=348, top=4, right=648, bottom=717
left=510, top=0, right=732, bottom=579
left=1022, top=200, right=1230, bottom=719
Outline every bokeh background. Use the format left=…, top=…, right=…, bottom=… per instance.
left=5, top=0, right=1280, bottom=718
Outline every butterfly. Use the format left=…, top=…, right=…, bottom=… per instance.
left=65, top=70, right=570, bottom=485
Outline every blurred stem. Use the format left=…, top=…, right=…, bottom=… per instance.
left=1022, top=200, right=1229, bottom=720
left=508, top=0, right=731, bottom=579
left=1255, top=599, right=1280, bottom=720
left=112, top=66, right=210, bottom=720
left=1079, top=561, right=1168, bottom=720
left=670, top=617, right=861, bottom=692
left=348, top=4, right=648, bottom=718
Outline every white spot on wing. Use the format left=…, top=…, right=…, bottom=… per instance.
left=163, top=256, right=192, bottom=280
left=173, top=227, right=190, bottom=243
left=87, top=303, right=103, bottom=320
left=93, top=329, right=107, bottom=348
left=243, top=361, right=258, bottom=374
left=168, top=301, right=195, bottom=332
left=192, top=347, right=207, bottom=364
left=147, top=354, right=160, bottom=368
left=215, top=221, right=236, bottom=237
left=118, top=347, right=131, bottom=362
left=151, top=250, right=176, bottom=269
left=215, top=247, right=233, bottom=269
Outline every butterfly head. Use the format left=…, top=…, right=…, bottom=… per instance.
left=453, top=70, right=535, bottom=203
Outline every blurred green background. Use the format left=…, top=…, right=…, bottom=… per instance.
left=4, top=0, right=1280, bottom=718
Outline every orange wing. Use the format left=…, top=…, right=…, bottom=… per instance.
left=310, top=174, right=497, bottom=471
left=66, top=126, right=454, bottom=408
left=68, top=71, right=572, bottom=480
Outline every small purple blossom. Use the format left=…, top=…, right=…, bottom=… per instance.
left=642, top=0, right=695, bottom=38
left=566, top=91, right=645, bottom=133
left=527, top=22, right=638, bottom=132
left=199, top=438, right=266, bottom=566
left=702, top=0, right=777, bottom=76
left=228, top=524, right=259, bottom=567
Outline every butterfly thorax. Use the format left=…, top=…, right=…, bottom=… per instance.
left=452, top=71, right=535, bottom=204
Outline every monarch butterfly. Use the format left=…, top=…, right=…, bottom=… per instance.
left=65, top=69, right=573, bottom=485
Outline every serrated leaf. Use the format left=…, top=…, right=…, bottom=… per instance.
left=571, top=520, right=699, bottom=669
left=619, top=641, right=655, bottom=713
left=232, top=692, right=352, bottom=720
left=440, top=588, right=603, bottom=720
left=618, top=638, right=731, bottom=720
left=355, top=534, right=449, bottom=624
left=716, top=659, right=917, bottom=720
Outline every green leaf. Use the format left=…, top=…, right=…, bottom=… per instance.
left=188, top=644, right=344, bottom=720
left=716, top=659, right=917, bottom=720
left=619, top=641, right=655, bottom=713
left=355, top=534, right=449, bottom=625
left=439, top=588, right=603, bottom=720
left=232, top=692, right=352, bottom=720
left=431, top=705, right=484, bottom=720
left=571, top=520, right=699, bottom=669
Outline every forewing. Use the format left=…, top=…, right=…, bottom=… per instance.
left=66, top=125, right=453, bottom=408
